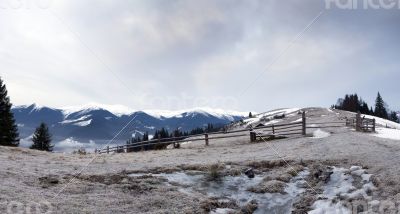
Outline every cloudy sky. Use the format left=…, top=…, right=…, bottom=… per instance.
left=0, top=0, right=399, bottom=112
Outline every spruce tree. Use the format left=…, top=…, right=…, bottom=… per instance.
left=390, top=111, right=399, bottom=123
left=0, top=77, right=19, bottom=147
left=360, top=102, right=370, bottom=115
left=142, top=132, right=149, bottom=141
left=374, top=92, right=388, bottom=119
left=30, top=123, right=53, bottom=152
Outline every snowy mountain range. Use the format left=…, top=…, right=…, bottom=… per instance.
left=12, top=104, right=247, bottom=148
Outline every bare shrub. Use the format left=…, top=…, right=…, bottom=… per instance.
left=39, top=175, right=60, bottom=188
left=179, top=164, right=207, bottom=171
left=371, top=175, right=382, bottom=187
left=275, top=173, right=293, bottom=183
left=247, top=160, right=288, bottom=169
left=207, top=163, right=224, bottom=181
left=78, top=174, right=127, bottom=185
left=73, top=147, right=87, bottom=155
left=286, top=165, right=305, bottom=177
left=292, top=193, right=316, bottom=214
left=226, top=168, right=242, bottom=176
left=240, top=200, right=258, bottom=214
left=247, top=180, right=287, bottom=194
left=200, top=197, right=238, bottom=212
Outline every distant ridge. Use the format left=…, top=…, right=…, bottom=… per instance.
left=12, top=103, right=248, bottom=149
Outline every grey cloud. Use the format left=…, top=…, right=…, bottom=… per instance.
left=0, top=0, right=399, bottom=111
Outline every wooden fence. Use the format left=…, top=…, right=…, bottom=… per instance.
left=250, top=112, right=306, bottom=142
left=96, top=112, right=308, bottom=154
left=346, top=112, right=375, bottom=132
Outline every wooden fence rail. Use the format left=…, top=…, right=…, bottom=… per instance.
left=96, top=112, right=308, bottom=154
left=95, top=111, right=380, bottom=154
left=345, top=112, right=375, bottom=132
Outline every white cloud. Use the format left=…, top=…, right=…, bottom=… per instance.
left=54, top=138, right=97, bottom=153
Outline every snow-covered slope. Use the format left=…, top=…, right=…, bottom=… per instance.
left=373, top=128, right=400, bottom=140
left=362, top=114, right=400, bottom=129
left=241, top=108, right=301, bottom=128
left=360, top=114, right=400, bottom=141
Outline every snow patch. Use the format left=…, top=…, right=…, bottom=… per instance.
left=129, top=169, right=309, bottom=213
left=257, top=108, right=300, bottom=118
left=292, top=118, right=303, bottom=123
left=60, top=115, right=91, bottom=124
left=74, top=119, right=92, bottom=127
left=373, top=127, right=400, bottom=140
left=349, top=166, right=362, bottom=171
left=61, top=115, right=92, bottom=126
left=312, top=129, right=331, bottom=138
left=309, top=166, right=376, bottom=214
left=243, top=108, right=300, bottom=127
left=211, top=208, right=236, bottom=214
left=264, top=119, right=282, bottom=126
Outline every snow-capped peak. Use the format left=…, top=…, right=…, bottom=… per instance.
left=143, top=107, right=249, bottom=120
left=61, top=103, right=135, bottom=117
left=14, top=103, right=43, bottom=110
left=14, top=103, right=249, bottom=120
left=13, top=103, right=57, bottom=114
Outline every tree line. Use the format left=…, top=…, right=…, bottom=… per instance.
left=333, top=92, right=398, bottom=123
left=125, top=123, right=223, bottom=152
left=0, top=77, right=53, bottom=151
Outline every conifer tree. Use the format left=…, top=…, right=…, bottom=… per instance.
left=142, top=132, right=149, bottom=141
left=374, top=92, right=388, bottom=119
left=0, top=77, right=19, bottom=147
left=30, top=123, right=53, bottom=152
left=389, top=111, right=399, bottom=123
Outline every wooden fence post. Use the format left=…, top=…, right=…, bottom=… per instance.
left=250, top=131, right=256, bottom=142
left=157, top=136, right=161, bottom=150
left=205, top=133, right=209, bottom=146
left=302, top=111, right=306, bottom=136
left=372, top=118, right=376, bottom=132
left=356, top=112, right=361, bottom=132
left=106, top=146, right=109, bottom=154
